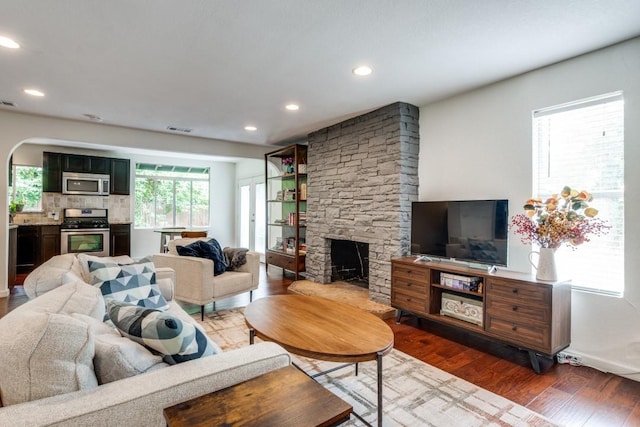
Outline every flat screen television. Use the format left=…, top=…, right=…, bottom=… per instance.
left=410, top=199, right=509, bottom=267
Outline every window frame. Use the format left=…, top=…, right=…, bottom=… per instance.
left=10, top=164, right=43, bottom=213
left=532, top=92, right=625, bottom=296
left=134, top=163, right=210, bottom=229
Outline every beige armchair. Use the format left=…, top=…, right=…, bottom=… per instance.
left=153, top=238, right=259, bottom=320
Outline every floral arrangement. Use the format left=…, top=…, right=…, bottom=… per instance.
left=281, top=157, right=294, bottom=166
left=510, top=186, right=610, bottom=249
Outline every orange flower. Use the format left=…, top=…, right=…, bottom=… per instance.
left=512, top=185, right=610, bottom=249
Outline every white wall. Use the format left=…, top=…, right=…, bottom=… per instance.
left=1, top=111, right=274, bottom=297
left=418, top=37, right=640, bottom=378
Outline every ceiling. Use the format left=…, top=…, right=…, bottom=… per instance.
left=1, top=0, right=639, bottom=147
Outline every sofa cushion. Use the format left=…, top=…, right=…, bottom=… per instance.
left=84, top=256, right=169, bottom=312
left=22, top=253, right=86, bottom=298
left=107, top=300, right=219, bottom=365
left=72, top=314, right=169, bottom=384
left=0, top=311, right=97, bottom=406
left=176, top=238, right=227, bottom=275
left=18, top=280, right=106, bottom=320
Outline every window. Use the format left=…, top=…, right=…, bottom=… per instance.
left=134, top=163, right=210, bottom=229
left=533, top=92, right=624, bottom=296
left=10, top=165, right=43, bottom=212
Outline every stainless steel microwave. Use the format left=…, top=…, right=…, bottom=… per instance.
left=62, top=172, right=110, bottom=196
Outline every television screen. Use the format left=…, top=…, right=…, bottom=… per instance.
left=410, top=200, right=509, bottom=267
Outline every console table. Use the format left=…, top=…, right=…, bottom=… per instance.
left=391, top=257, right=572, bottom=373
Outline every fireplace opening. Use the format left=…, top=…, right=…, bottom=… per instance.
left=330, top=239, right=369, bottom=288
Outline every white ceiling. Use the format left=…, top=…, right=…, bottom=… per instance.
left=1, top=0, right=639, bottom=147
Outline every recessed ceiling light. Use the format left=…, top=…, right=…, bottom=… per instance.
left=0, top=36, right=20, bottom=49
left=353, top=65, right=373, bottom=76
left=285, top=104, right=299, bottom=111
left=24, top=88, right=45, bottom=97
left=244, top=125, right=257, bottom=132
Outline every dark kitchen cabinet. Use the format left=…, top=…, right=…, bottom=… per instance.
left=41, top=225, right=61, bottom=265
left=64, top=154, right=110, bottom=174
left=43, top=152, right=63, bottom=193
left=43, top=152, right=130, bottom=193
left=110, top=224, right=131, bottom=256
left=8, top=226, right=17, bottom=287
left=110, top=158, right=131, bottom=195
left=17, top=226, right=40, bottom=273
left=17, top=225, right=61, bottom=274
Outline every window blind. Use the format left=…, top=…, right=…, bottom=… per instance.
left=532, top=92, right=624, bottom=296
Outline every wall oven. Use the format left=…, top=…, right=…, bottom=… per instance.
left=62, top=172, right=110, bottom=196
left=60, top=208, right=110, bottom=257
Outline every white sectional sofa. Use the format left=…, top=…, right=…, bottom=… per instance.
left=0, top=254, right=290, bottom=426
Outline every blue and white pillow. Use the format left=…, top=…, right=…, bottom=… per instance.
left=107, top=300, right=219, bottom=364
left=86, top=256, right=169, bottom=312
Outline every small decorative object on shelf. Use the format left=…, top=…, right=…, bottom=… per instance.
left=511, top=185, right=611, bottom=281
left=282, top=156, right=294, bottom=174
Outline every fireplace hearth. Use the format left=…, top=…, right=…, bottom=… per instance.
left=331, top=239, right=369, bottom=288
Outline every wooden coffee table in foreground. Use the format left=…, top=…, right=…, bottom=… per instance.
left=163, top=365, right=351, bottom=427
left=244, top=295, right=394, bottom=427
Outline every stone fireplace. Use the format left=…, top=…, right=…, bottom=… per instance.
left=305, top=102, right=419, bottom=304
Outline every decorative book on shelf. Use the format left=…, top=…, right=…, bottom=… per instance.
left=440, top=273, right=483, bottom=293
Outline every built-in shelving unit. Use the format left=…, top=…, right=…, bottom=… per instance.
left=265, top=144, right=307, bottom=279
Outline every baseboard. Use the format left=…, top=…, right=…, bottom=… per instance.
left=0, top=288, right=9, bottom=298
left=561, top=349, right=640, bottom=381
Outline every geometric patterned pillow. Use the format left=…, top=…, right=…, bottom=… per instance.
left=106, top=300, right=219, bottom=365
left=87, top=256, right=169, bottom=312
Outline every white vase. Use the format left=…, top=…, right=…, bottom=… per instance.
left=529, top=247, right=558, bottom=281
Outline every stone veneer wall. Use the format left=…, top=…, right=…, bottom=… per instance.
left=305, top=102, right=419, bottom=304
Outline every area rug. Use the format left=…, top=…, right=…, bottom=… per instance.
left=288, top=279, right=396, bottom=320
left=196, top=308, right=558, bottom=427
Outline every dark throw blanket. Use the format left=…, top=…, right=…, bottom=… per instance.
left=176, top=238, right=227, bottom=276
left=223, top=247, right=249, bottom=271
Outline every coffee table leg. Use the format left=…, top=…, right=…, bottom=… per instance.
left=249, top=328, right=255, bottom=345
left=377, top=352, right=383, bottom=427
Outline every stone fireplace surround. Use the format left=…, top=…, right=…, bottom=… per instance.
left=305, top=102, right=419, bottom=305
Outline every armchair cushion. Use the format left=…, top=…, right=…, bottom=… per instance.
left=107, top=300, right=220, bottom=365
left=176, top=238, right=227, bottom=276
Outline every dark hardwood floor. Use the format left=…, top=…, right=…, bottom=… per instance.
left=3, top=266, right=640, bottom=426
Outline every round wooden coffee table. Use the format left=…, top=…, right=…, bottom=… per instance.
left=244, top=295, right=394, bottom=427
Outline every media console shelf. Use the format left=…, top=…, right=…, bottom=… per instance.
left=391, top=257, right=572, bottom=373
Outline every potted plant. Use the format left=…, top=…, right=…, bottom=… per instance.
left=10, top=199, right=25, bottom=214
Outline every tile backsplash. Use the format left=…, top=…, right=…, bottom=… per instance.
left=12, top=194, right=131, bottom=224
